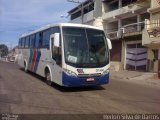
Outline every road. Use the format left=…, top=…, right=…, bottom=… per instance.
left=0, top=61, right=160, bottom=114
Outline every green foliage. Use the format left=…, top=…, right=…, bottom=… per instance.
left=0, top=44, right=9, bottom=57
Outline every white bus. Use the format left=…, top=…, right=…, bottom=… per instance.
left=17, top=23, right=112, bottom=87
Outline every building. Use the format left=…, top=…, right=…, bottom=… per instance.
left=68, top=0, right=103, bottom=28
left=68, top=0, right=150, bottom=72
left=142, top=0, right=160, bottom=78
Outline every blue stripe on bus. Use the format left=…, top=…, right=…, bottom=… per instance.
left=28, top=49, right=33, bottom=70
left=34, top=49, right=41, bottom=72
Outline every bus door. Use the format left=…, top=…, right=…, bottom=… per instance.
left=51, top=33, right=62, bottom=84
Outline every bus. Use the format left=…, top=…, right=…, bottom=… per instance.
left=17, top=23, right=112, bottom=87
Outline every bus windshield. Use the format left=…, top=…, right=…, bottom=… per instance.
left=63, top=27, right=109, bottom=68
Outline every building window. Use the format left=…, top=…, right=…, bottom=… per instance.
left=108, top=1, right=118, bottom=11
left=84, top=3, right=94, bottom=14
left=122, top=0, right=137, bottom=7
left=70, top=2, right=94, bottom=20
left=71, top=11, right=81, bottom=20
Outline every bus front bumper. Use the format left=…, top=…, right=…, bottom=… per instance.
left=62, top=72, right=109, bottom=87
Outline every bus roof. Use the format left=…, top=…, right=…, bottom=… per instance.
left=20, top=23, right=103, bottom=38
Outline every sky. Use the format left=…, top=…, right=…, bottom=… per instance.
left=0, top=0, right=84, bottom=48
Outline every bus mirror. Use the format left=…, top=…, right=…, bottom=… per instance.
left=107, top=38, right=112, bottom=50
left=53, top=33, right=60, bottom=47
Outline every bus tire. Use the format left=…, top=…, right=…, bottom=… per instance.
left=24, top=61, right=28, bottom=73
left=45, top=68, right=52, bottom=86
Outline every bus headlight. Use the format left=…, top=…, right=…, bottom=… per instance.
left=102, top=69, right=109, bottom=75
left=63, top=69, right=77, bottom=77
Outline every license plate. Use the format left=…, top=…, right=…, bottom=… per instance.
left=86, top=78, right=95, bottom=82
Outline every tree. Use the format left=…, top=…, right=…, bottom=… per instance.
left=0, top=44, right=9, bottom=57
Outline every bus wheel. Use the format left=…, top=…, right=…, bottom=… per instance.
left=24, top=62, right=28, bottom=73
left=45, top=69, right=52, bottom=86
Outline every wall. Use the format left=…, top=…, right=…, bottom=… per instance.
left=151, top=0, right=160, bottom=8
left=146, top=48, right=159, bottom=72
left=103, top=1, right=150, bottom=21
left=104, top=21, right=118, bottom=33
left=69, top=0, right=103, bottom=24
left=93, top=17, right=103, bottom=28
left=69, top=11, right=94, bottom=24
left=142, top=28, right=160, bottom=47
left=93, top=0, right=103, bottom=18
left=142, top=0, right=160, bottom=73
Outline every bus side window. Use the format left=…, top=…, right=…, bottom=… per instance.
left=52, top=38, right=62, bottom=66
left=30, top=34, right=36, bottom=48
left=42, top=29, right=50, bottom=49
left=18, top=39, right=21, bottom=48
left=35, top=33, right=39, bottom=48
left=39, top=32, right=43, bottom=48
left=24, top=37, right=28, bottom=48
left=21, top=38, right=23, bottom=48
left=29, top=36, right=32, bottom=48
left=22, top=38, right=25, bottom=48
left=33, top=34, right=36, bottom=48
left=51, top=38, right=54, bottom=56
left=25, top=36, right=29, bottom=48
left=28, top=36, right=31, bottom=48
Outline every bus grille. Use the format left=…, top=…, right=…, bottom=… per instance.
left=78, top=73, right=101, bottom=78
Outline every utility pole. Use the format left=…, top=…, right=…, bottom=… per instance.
left=67, top=0, right=84, bottom=24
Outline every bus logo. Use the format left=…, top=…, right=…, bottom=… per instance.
left=77, top=69, right=84, bottom=74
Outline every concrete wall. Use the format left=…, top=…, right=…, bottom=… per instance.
left=142, top=0, right=160, bottom=73
left=149, top=0, right=160, bottom=20
left=84, top=21, right=94, bottom=26
left=151, top=0, right=160, bottom=8
left=142, top=26, right=160, bottom=47
left=69, top=11, right=94, bottom=24
left=69, top=0, right=103, bottom=24
left=93, top=0, right=103, bottom=18
left=110, top=62, right=122, bottom=72
left=142, top=0, right=160, bottom=47
left=93, top=17, right=103, bottom=28
left=147, top=48, right=159, bottom=72
left=104, top=21, right=118, bottom=33
left=102, top=1, right=150, bottom=21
